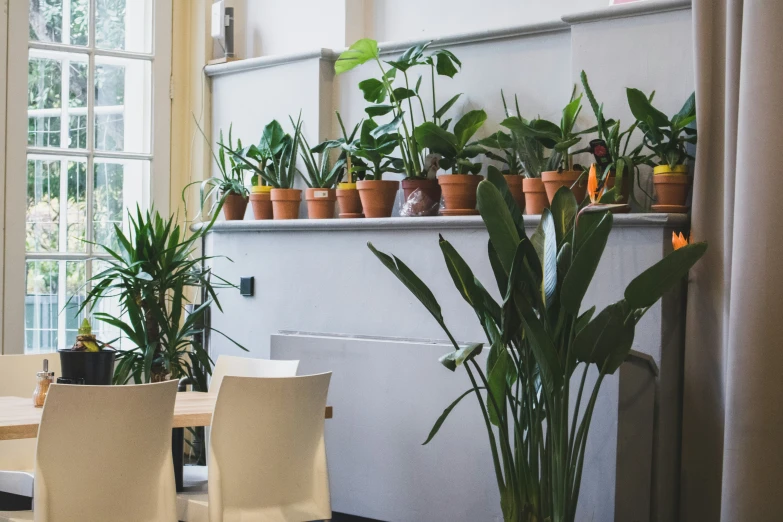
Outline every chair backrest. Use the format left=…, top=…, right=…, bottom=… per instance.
left=209, top=355, right=299, bottom=394
left=34, top=380, right=178, bottom=522
left=208, top=374, right=332, bottom=521
left=0, top=354, right=62, bottom=471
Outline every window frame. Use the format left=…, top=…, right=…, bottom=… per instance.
left=2, top=0, right=172, bottom=354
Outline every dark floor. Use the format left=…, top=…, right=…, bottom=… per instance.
left=332, top=513, right=385, bottom=522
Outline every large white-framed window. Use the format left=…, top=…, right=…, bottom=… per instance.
left=3, top=0, right=172, bottom=354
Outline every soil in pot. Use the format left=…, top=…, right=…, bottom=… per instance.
left=438, top=175, right=481, bottom=215
left=58, top=349, right=116, bottom=385
left=503, top=175, right=526, bottom=213
left=542, top=170, right=587, bottom=204
left=523, top=178, right=549, bottom=215
left=271, top=188, right=302, bottom=220
left=357, top=180, right=399, bottom=218
left=222, top=193, right=249, bottom=221
left=306, top=188, right=337, bottom=219
left=336, top=183, right=363, bottom=218
left=249, top=186, right=273, bottom=220
left=652, top=165, right=690, bottom=208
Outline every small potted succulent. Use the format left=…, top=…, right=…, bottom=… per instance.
left=299, top=133, right=345, bottom=219
left=627, top=88, right=696, bottom=212
left=415, top=109, right=487, bottom=215
left=58, top=319, right=116, bottom=385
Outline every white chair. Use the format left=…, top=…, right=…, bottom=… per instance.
left=0, top=380, right=179, bottom=522
left=180, top=356, right=299, bottom=495
left=180, top=373, right=332, bottom=522
left=0, top=355, right=62, bottom=505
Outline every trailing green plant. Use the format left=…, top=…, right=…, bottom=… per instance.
left=577, top=71, right=655, bottom=205
left=187, top=120, right=249, bottom=219
left=626, top=87, right=696, bottom=170
left=502, top=88, right=585, bottom=173
left=76, top=207, right=245, bottom=384
left=368, top=172, right=707, bottom=522
left=299, top=133, right=345, bottom=189
left=414, top=109, right=487, bottom=174
left=335, top=39, right=463, bottom=180
left=228, top=114, right=304, bottom=189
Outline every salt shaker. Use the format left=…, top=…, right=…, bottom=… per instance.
left=33, top=359, right=54, bottom=408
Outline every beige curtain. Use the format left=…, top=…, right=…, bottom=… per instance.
left=682, top=0, right=783, bottom=520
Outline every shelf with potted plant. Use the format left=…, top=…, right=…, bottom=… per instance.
left=576, top=71, right=656, bottom=210
left=335, top=39, right=465, bottom=217
left=626, top=87, right=697, bottom=213
left=229, top=115, right=305, bottom=220
left=315, top=112, right=365, bottom=218
left=299, top=132, right=345, bottom=219
left=241, top=120, right=290, bottom=220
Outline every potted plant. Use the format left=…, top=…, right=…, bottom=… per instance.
left=191, top=123, right=250, bottom=221
left=315, top=112, right=365, bottom=218
left=57, top=319, right=116, bottom=385
left=414, top=109, right=487, bottom=215
left=77, top=207, right=245, bottom=384
left=368, top=173, right=707, bottom=522
left=627, top=88, right=696, bottom=211
left=299, top=133, right=345, bottom=219
left=335, top=39, right=463, bottom=214
left=577, top=72, right=655, bottom=208
left=243, top=120, right=289, bottom=220
left=503, top=89, right=587, bottom=204
left=352, top=118, right=403, bottom=217
left=229, top=115, right=304, bottom=219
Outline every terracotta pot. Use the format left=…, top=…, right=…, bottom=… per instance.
left=438, top=175, right=481, bottom=215
left=270, top=188, right=302, bottom=220
left=523, top=178, right=549, bottom=215
left=249, top=186, right=273, bottom=220
left=336, top=183, right=363, bottom=218
left=652, top=165, right=690, bottom=206
left=503, top=175, right=525, bottom=212
left=221, top=193, right=249, bottom=221
left=356, top=180, right=399, bottom=218
left=542, top=170, right=587, bottom=204
left=305, top=188, right=336, bottom=219
left=401, top=178, right=442, bottom=205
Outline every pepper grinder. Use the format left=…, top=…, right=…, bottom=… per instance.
left=33, top=359, right=54, bottom=408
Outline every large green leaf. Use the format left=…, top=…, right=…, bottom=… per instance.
left=439, top=236, right=484, bottom=310
left=423, top=388, right=480, bottom=445
left=572, top=300, right=634, bottom=374
left=514, top=289, right=562, bottom=393
left=439, top=343, right=484, bottom=371
left=335, top=38, right=379, bottom=74
left=368, top=242, right=444, bottom=325
left=414, top=122, right=458, bottom=157
left=453, top=109, right=487, bottom=148
left=435, top=93, right=462, bottom=120
left=485, top=165, right=526, bottom=236
left=560, top=211, right=613, bottom=314
left=626, top=88, right=670, bottom=128
left=550, top=186, right=577, bottom=249
left=624, top=242, right=707, bottom=309
left=486, top=341, right=513, bottom=426
left=477, top=181, right=521, bottom=274
left=538, top=209, right=558, bottom=309
left=358, top=78, right=387, bottom=103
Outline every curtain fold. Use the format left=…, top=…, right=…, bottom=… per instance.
left=683, top=0, right=783, bottom=520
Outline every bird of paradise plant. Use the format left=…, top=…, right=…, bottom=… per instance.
left=369, top=171, right=707, bottom=521
left=672, top=231, right=689, bottom=250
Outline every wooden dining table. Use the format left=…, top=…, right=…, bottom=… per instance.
left=0, top=392, right=334, bottom=441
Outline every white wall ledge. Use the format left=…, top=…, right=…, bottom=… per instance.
left=194, top=213, right=688, bottom=233
left=204, top=0, right=691, bottom=79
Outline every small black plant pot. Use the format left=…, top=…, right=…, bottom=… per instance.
left=58, top=349, right=116, bottom=385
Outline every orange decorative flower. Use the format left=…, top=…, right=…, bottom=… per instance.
left=587, top=164, right=603, bottom=204
left=672, top=231, right=689, bottom=250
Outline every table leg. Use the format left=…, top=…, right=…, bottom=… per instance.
left=172, top=427, right=184, bottom=492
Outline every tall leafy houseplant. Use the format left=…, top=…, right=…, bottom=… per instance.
left=299, top=133, right=345, bottom=219
left=368, top=172, right=706, bottom=522
left=627, top=88, right=696, bottom=208
left=577, top=72, right=654, bottom=206
left=78, top=208, right=244, bottom=384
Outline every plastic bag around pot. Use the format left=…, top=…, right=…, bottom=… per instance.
left=400, top=188, right=440, bottom=217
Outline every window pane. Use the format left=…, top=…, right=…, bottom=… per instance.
left=94, top=57, right=151, bottom=153
left=28, top=116, right=61, bottom=147
left=29, top=57, right=61, bottom=110
left=63, top=261, right=87, bottom=347
left=29, top=0, right=89, bottom=46
left=27, top=158, right=61, bottom=252
left=93, top=159, right=148, bottom=252
left=96, top=0, right=153, bottom=53
left=66, top=159, right=87, bottom=252
left=68, top=114, right=87, bottom=148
